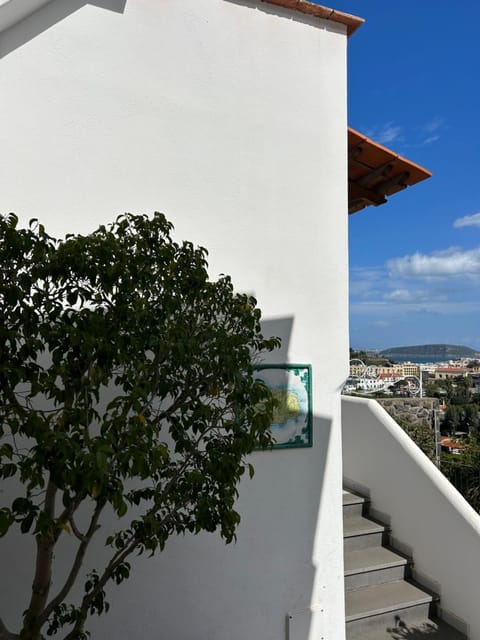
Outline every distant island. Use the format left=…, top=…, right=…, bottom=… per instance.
left=380, top=344, right=480, bottom=360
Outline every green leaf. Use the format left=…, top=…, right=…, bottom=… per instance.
left=12, top=497, right=31, bottom=514
left=20, top=512, right=35, bottom=534
left=0, top=509, right=13, bottom=537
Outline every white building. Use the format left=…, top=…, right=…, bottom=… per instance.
left=1, top=2, right=479, bottom=640
left=355, top=378, right=385, bottom=392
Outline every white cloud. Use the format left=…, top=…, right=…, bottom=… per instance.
left=416, top=117, right=444, bottom=146
left=361, top=117, right=444, bottom=152
left=349, top=266, right=385, bottom=298
left=387, top=247, right=480, bottom=278
left=421, top=134, right=440, bottom=145
left=453, top=212, right=480, bottom=228
left=384, top=289, right=421, bottom=302
left=423, top=117, right=444, bottom=134
left=364, top=122, right=402, bottom=145
left=376, top=122, right=402, bottom=144
left=350, top=300, right=480, bottom=316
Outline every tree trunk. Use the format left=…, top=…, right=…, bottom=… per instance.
left=20, top=481, right=57, bottom=640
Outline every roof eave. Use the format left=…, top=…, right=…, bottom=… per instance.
left=260, top=0, right=364, bottom=36
left=348, top=127, right=432, bottom=215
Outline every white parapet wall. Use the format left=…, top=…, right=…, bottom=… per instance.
left=342, top=395, right=480, bottom=638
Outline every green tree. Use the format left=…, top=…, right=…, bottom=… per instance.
left=442, top=405, right=462, bottom=434
left=424, top=380, right=446, bottom=399
left=463, top=404, right=480, bottom=435
left=395, top=418, right=436, bottom=461
left=442, top=437, right=480, bottom=513
left=388, top=380, right=409, bottom=396
left=451, top=375, right=472, bottom=405
left=0, top=213, right=279, bottom=640
left=444, top=378, right=455, bottom=403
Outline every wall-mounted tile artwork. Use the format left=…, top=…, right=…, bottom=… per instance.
left=255, top=364, right=312, bottom=449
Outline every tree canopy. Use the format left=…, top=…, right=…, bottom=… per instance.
left=0, top=212, right=279, bottom=640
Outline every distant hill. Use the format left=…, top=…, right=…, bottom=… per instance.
left=380, top=344, right=480, bottom=359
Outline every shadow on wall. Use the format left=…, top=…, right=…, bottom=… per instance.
left=261, top=316, right=294, bottom=364
left=1, top=309, right=337, bottom=640
left=0, top=0, right=127, bottom=58
left=89, top=315, right=336, bottom=640
left=88, top=416, right=334, bottom=640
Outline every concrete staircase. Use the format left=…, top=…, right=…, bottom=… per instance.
left=343, top=490, right=467, bottom=640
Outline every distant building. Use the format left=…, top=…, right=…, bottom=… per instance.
left=349, top=362, right=420, bottom=380
left=440, top=436, right=468, bottom=455
left=435, top=368, right=469, bottom=380
left=401, top=363, right=421, bottom=377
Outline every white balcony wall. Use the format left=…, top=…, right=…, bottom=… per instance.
left=342, top=395, right=480, bottom=638
left=0, top=2, right=349, bottom=639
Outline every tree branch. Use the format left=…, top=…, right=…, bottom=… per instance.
left=39, top=500, right=105, bottom=626
left=58, top=434, right=213, bottom=640
left=54, top=493, right=85, bottom=544
left=61, top=535, right=139, bottom=640
left=68, top=516, right=87, bottom=543
left=60, top=504, right=185, bottom=640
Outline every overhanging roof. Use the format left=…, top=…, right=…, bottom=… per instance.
left=261, top=0, right=364, bottom=36
left=348, top=128, right=432, bottom=214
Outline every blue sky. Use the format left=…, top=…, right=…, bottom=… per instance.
left=323, top=0, right=480, bottom=351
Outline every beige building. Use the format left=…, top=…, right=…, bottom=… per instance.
left=434, top=367, right=469, bottom=380
left=349, top=362, right=420, bottom=379
left=402, top=363, right=421, bottom=377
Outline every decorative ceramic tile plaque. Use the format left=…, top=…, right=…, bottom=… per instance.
left=255, top=364, right=312, bottom=449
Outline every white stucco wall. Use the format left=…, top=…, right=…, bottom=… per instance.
left=0, top=2, right=349, bottom=639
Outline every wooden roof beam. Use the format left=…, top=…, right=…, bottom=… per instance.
left=349, top=182, right=387, bottom=207
left=358, top=162, right=394, bottom=187
left=349, top=145, right=363, bottom=161
left=377, top=171, right=410, bottom=195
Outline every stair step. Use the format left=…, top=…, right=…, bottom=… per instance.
left=350, top=616, right=468, bottom=640
left=346, top=580, right=433, bottom=621
left=344, top=514, right=387, bottom=551
left=346, top=580, right=433, bottom=636
left=343, top=490, right=367, bottom=517
left=344, top=546, right=408, bottom=591
left=343, top=487, right=468, bottom=638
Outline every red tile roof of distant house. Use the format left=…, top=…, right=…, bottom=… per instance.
left=441, top=436, right=468, bottom=451
left=261, top=0, right=364, bottom=36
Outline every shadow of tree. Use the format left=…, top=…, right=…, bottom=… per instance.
left=386, top=616, right=449, bottom=638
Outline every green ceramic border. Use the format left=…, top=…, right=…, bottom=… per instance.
left=255, top=363, right=313, bottom=449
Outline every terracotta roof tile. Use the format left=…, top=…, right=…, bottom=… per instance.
left=260, top=0, right=364, bottom=36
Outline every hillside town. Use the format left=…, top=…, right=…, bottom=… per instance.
left=344, top=351, right=480, bottom=519
left=345, top=356, right=480, bottom=396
